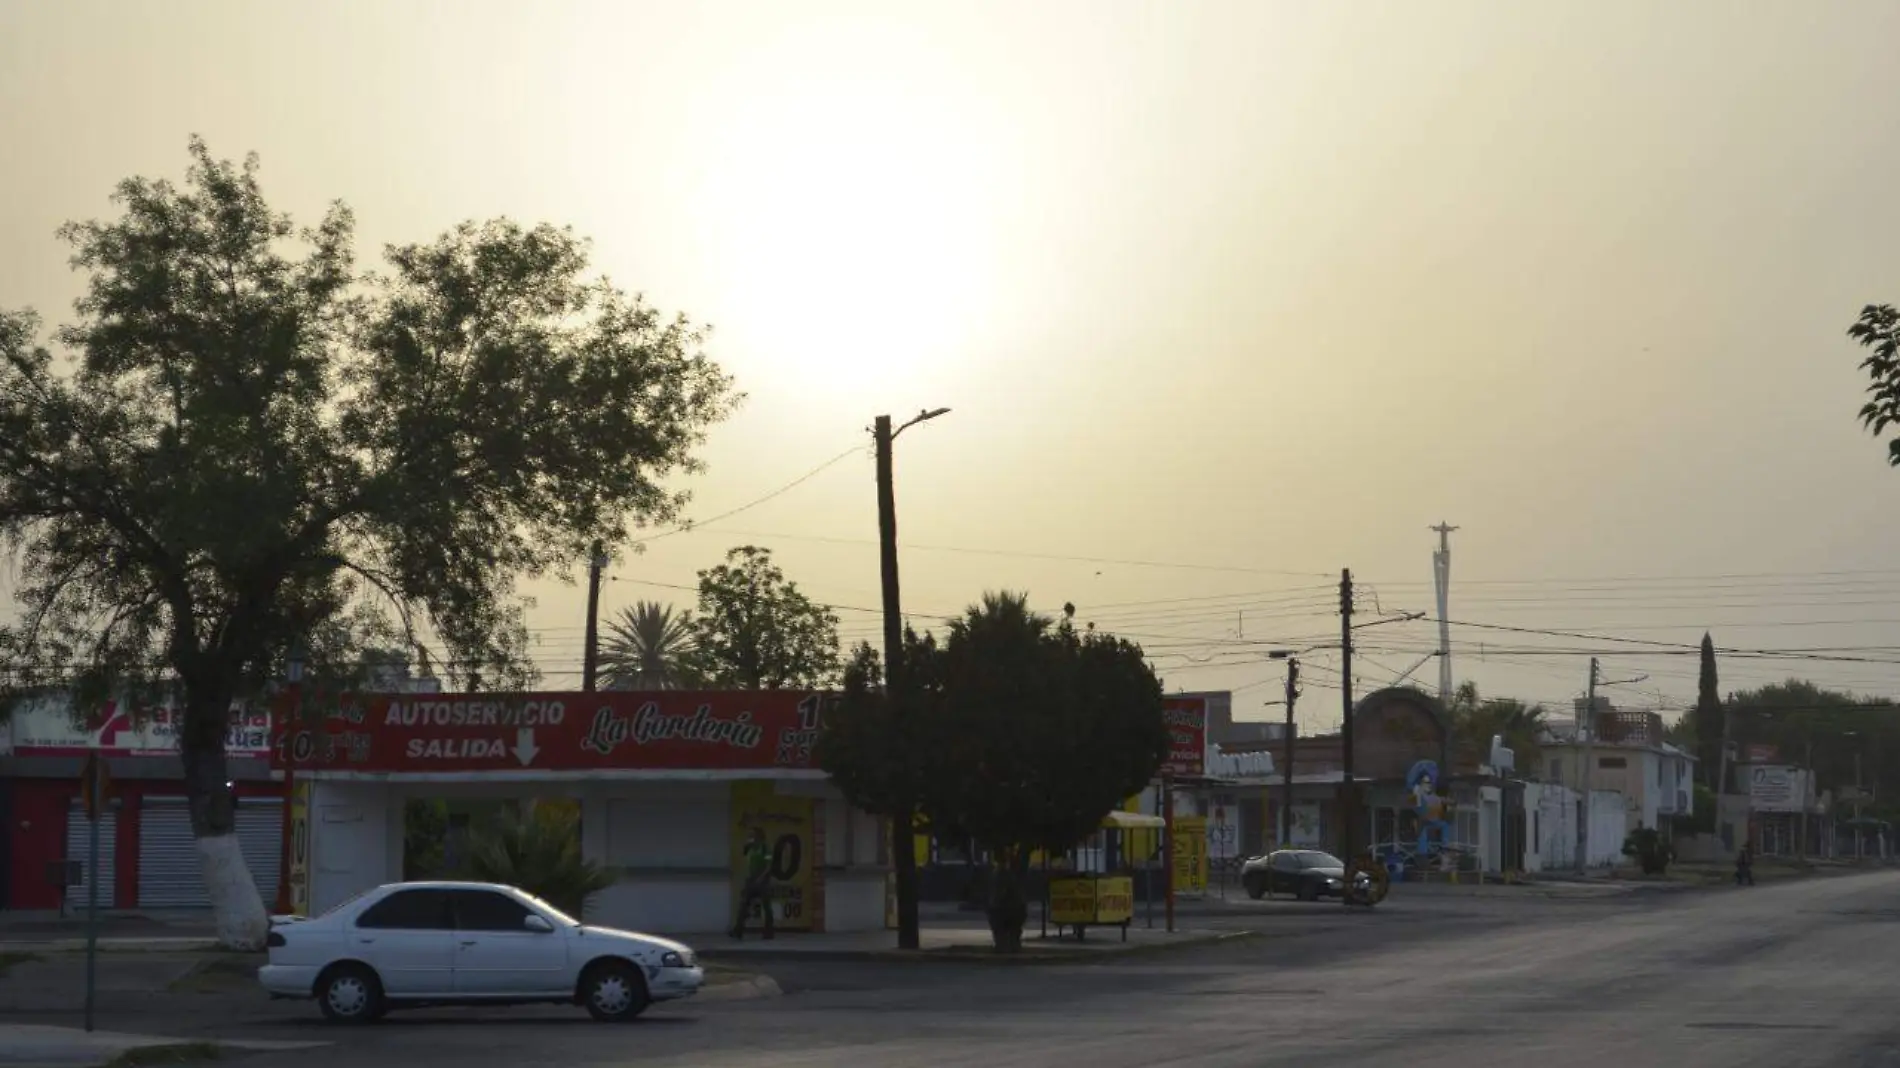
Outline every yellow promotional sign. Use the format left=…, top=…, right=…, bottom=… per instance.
left=1173, top=815, right=1208, bottom=895
left=1122, top=795, right=1158, bottom=862
left=1049, top=875, right=1135, bottom=926
left=1094, top=876, right=1134, bottom=924
left=1049, top=877, right=1096, bottom=926
left=729, top=782, right=815, bottom=932
left=287, top=780, right=311, bottom=917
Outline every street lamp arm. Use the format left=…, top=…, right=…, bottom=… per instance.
left=893, top=407, right=952, bottom=439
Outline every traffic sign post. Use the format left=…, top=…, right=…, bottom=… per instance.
left=79, top=752, right=108, bottom=1033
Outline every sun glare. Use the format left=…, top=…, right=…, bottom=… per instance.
left=689, top=25, right=1010, bottom=411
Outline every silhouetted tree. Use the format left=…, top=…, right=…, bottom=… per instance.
left=820, top=593, right=1168, bottom=952
left=0, top=140, right=734, bottom=947
left=688, top=546, right=840, bottom=689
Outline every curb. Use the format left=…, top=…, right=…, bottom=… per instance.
left=697, top=928, right=1262, bottom=966
left=696, top=974, right=783, bottom=1002
left=0, top=939, right=224, bottom=955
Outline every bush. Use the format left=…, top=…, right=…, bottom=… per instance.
left=1622, top=827, right=1672, bottom=876
left=463, top=801, right=615, bottom=917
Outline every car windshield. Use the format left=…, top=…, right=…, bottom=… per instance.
left=515, top=889, right=581, bottom=927
left=1299, top=852, right=1344, bottom=869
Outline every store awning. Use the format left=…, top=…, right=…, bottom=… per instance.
left=1103, top=810, right=1166, bottom=830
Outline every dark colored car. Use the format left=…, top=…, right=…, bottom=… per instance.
left=1240, top=849, right=1348, bottom=901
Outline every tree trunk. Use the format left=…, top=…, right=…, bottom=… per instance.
left=985, top=852, right=1029, bottom=954
left=180, top=690, right=268, bottom=951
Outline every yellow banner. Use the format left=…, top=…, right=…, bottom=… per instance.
left=1049, top=877, right=1096, bottom=926
left=1050, top=875, right=1135, bottom=926
left=1173, top=815, right=1208, bottom=895
left=1095, top=876, right=1134, bottom=924
left=730, top=782, right=815, bottom=932
left=287, top=780, right=311, bottom=917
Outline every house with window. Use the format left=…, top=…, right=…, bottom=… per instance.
left=1543, top=702, right=1697, bottom=861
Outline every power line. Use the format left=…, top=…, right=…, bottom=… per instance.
left=630, top=445, right=866, bottom=546
left=701, top=528, right=1338, bottom=578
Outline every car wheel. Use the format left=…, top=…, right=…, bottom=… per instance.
left=582, top=960, right=650, bottom=1022
left=1297, top=881, right=1318, bottom=902
left=1244, top=876, right=1265, bottom=901
left=316, top=963, right=383, bottom=1025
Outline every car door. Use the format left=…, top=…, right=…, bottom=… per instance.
left=1269, top=853, right=1301, bottom=894
left=351, top=888, right=456, bottom=997
left=449, top=888, right=571, bottom=996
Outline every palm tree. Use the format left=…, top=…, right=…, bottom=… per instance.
left=1448, top=682, right=1548, bottom=773
left=598, top=601, right=700, bottom=690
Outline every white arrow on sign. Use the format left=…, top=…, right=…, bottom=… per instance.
left=512, top=728, right=539, bottom=766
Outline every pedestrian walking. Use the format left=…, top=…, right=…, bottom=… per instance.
left=1735, top=845, right=1755, bottom=887
left=730, top=828, right=776, bottom=940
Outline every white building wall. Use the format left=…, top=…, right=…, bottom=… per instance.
left=1525, top=782, right=1578, bottom=872
left=307, top=775, right=890, bottom=935
left=591, top=780, right=731, bottom=934
left=1588, top=790, right=1627, bottom=867
left=308, top=780, right=397, bottom=916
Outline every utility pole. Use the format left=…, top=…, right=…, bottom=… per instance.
left=1339, top=569, right=1357, bottom=890
left=1580, top=657, right=1599, bottom=872
left=1281, top=658, right=1300, bottom=850
left=874, top=407, right=950, bottom=952
left=1430, top=523, right=1458, bottom=701
left=581, top=539, right=608, bottom=692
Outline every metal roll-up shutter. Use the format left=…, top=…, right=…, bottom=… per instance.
left=137, top=798, right=199, bottom=907
left=138, top=797, right=284, bottom=908
left=237, top=799, right=283, bottom=906
left=64, top=802, right=117, bottom=910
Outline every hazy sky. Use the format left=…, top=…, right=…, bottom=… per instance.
left=7, top=0, right=1900, bottom=731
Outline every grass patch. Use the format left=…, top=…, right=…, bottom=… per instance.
left=0, top=950, right=42, bottom=976
left=99, top=1042, right=221, bottom=1068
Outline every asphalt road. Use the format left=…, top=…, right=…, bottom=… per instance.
left=9, top=874, right=1900, bottom=1067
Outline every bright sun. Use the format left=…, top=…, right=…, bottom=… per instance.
left=689, top=24, right=1009, bottom=412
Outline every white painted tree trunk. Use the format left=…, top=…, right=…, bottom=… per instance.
left=199, top=832, right=268, bottom=950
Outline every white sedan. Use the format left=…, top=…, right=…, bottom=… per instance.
left=259, top=880, right=704, bottom=1023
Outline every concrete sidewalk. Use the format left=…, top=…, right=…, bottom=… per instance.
left=697, top=922, right=1256, bottom=963
left=0, top=1023, right=325, bottom=1067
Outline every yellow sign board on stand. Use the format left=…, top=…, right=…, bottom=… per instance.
left=1172, top=815, right=1208, bottom=895
left=729, top=781, right=816, bottom=932
left=287, top=780, right=311, bottom=917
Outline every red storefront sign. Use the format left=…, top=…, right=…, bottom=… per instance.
left=273, top=691, right=830, bottom=774
left=1162, top=696, right=1207, bottom=777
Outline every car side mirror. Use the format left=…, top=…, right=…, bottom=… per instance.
left=523, top=914, right=555, bottom=933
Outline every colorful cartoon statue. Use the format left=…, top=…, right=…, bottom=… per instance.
left=1407, top=759, right=1451, bottom=858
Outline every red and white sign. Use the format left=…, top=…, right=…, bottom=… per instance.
left=275, top=690, right=831, bottom=774
left=1162, top=696, right=1207, bottom=778
left=9, top=695, right=271, bottom=757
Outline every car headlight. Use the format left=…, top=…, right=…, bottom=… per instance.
left=660, top=951, right=692, bottom=968
left=1326, top=877, right=1342, bottom=886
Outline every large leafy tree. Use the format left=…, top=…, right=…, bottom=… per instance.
left=599, top=600, right=701, bottom=690
left=0, top=140, right=734, bottom=946
left=821, top=592, right=1168, bottom=952
left=688, top=546, right=840, bottom=689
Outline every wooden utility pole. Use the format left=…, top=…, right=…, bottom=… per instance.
left=581, top=539, right=607, bottom=692
left=874, top=414, right=921, bottom=950
left=1580, top=657, right=1599, bottom=872
left=1338, top=569, right=1357, bottom=893
left=1281, top=658, right=1299, bottom=849
left=874, top=408, right=947, bottom=951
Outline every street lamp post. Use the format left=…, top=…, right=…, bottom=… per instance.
left=874, top=407, right=949, bottom=953
left=272, top=640, right=307, bottom=917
